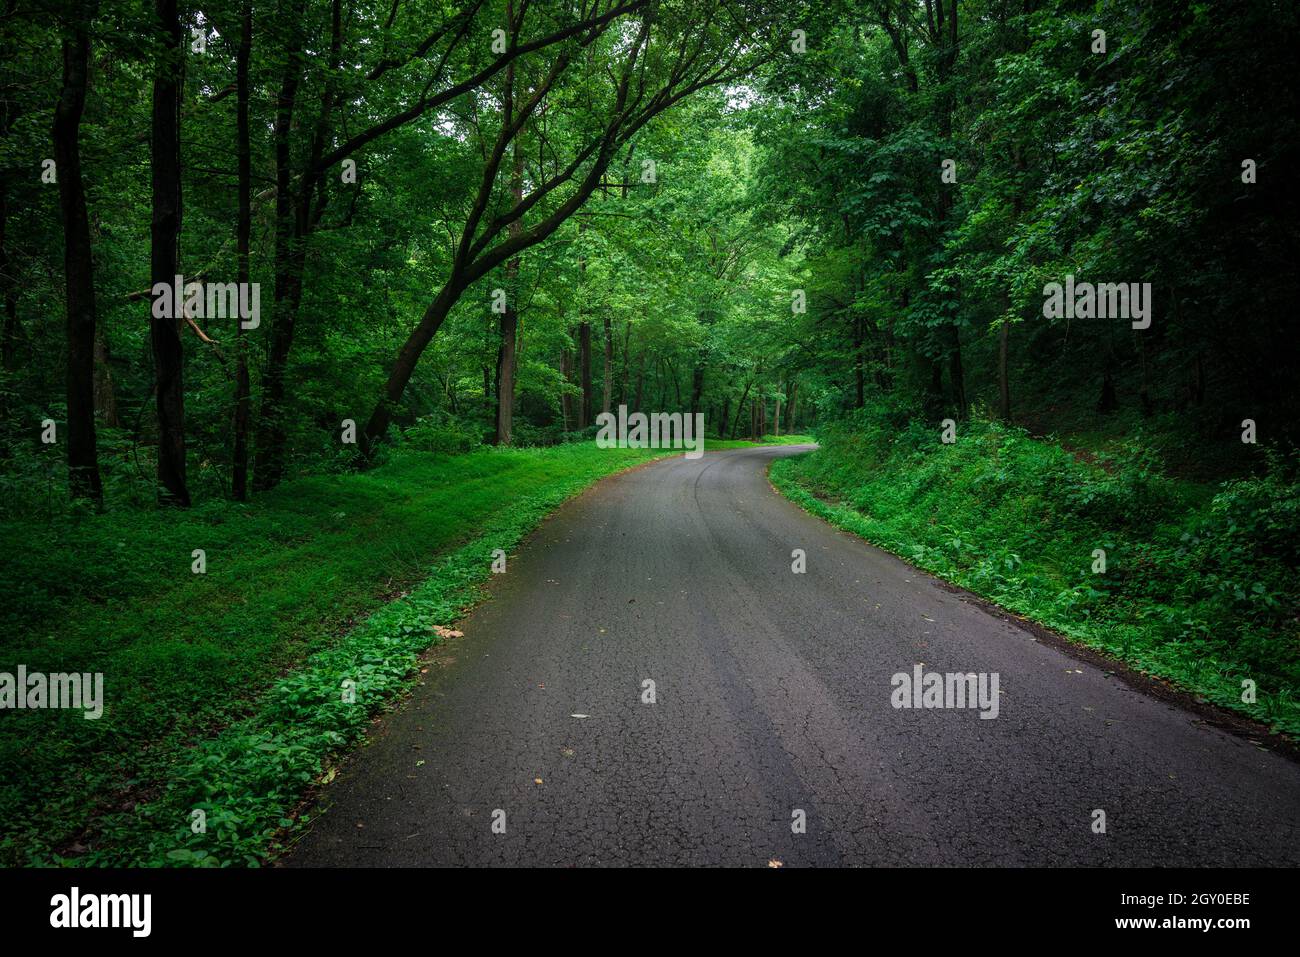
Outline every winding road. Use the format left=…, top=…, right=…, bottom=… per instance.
left=286, top=445, right=1300, bottom=867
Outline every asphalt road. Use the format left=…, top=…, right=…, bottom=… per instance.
left=286, top=445, right=1300, bottom=867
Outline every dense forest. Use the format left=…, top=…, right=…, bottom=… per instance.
left=1, top=0, right=1298, bottom=867
left=3, top=0, right=1297, bottom=503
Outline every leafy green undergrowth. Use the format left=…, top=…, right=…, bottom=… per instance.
left=771, top=409, right=1300, bottom=735
left=0, top=442, right=677, bottom=866
left=709, top=433, right=817, bottom=449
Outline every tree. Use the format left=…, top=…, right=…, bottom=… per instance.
left=149, top=0, right=189, bottom=505
left=52, top=2, right=102, bottom=503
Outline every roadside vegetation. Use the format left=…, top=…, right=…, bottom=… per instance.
left=772, top=406, right=1300, bottom=737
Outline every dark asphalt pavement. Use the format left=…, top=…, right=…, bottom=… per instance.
left=285, top=445, right=1300, bottom=867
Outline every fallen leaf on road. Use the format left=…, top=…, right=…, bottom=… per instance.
left=768, top=859, right=784, bottom=868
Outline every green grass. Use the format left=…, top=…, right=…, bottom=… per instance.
left=0, top=441, right=690, bottom=866
left=708, top=432, right=817, bottom=449
left=770, top=412, right=1300, bottom=736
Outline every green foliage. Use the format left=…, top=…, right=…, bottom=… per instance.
left=773, top=412, right=1300, bottom=735
left=399, top=413, right=483, bottom=455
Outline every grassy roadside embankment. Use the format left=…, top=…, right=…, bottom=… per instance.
left=770, top=414, right=1299, bottom=737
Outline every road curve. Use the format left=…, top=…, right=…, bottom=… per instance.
left=286, top=445, right=1300, bottom=867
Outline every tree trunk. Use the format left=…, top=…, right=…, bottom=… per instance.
left=252, top=0, right=307, bottom=490
left=150, top=0, right=189, bottom=505
left=786, top=379, right=797, bottom=433
left=619, top=321, right=631, bottom=405
left=362, top=277, right=467, bottom=449
left=495, top=134, right=523, bottom=446
left=560, top=336, right=574, bottom=429
left=633, top=348, right=646, bottom=413
left=772, top=395, right=781, bottom=437
left=731, top=379, right=752, bottom=439
left=231, top=0, right=253, bottom=500
left=578, top=321, right=592, bottom=428
left=601, top=313, right=612, bottom=415
left=53, top=13, right=102, bottom=502
left=690, top=365, right=704, bottom=418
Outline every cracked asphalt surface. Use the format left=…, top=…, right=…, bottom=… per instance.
left=286, top=445, right=1300, bottom=867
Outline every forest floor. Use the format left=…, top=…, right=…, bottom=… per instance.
left=0, top=435, right=808, bottom=866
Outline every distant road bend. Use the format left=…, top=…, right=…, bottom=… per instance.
left=288, top=445, right=1300, bottom=867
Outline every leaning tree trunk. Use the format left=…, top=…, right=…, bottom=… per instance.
left=149, top=0, right=189, bottom=505
left=53, top=12, right=102, bottom=502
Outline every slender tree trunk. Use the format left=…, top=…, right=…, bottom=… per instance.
left=731, top=379, right=752, bottom=439
left=150, top=0, right=189, bottom=505
left=772, top=395, right=781, bottom=437
left=619, top=321, right=631, bottom=405
left=252, top=0, right=307, bottom=490
left=560, top=335, right=573, bottom=429
left=690, top=365, right=704, bottom=417
left=578, top=320, right=591, bottom=428
left=231, top=0, right=252, bottom=499
left=786, top=379, right=797, bottom=433
left=632, top=347, right=646, bottom=413
left=495, top=131, right=523, bottom=445
left=577, top=217, right=591, bottom=428
left=53, top=12, right=102, bottom=502
left=601, top=312, right=612, bottom=415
